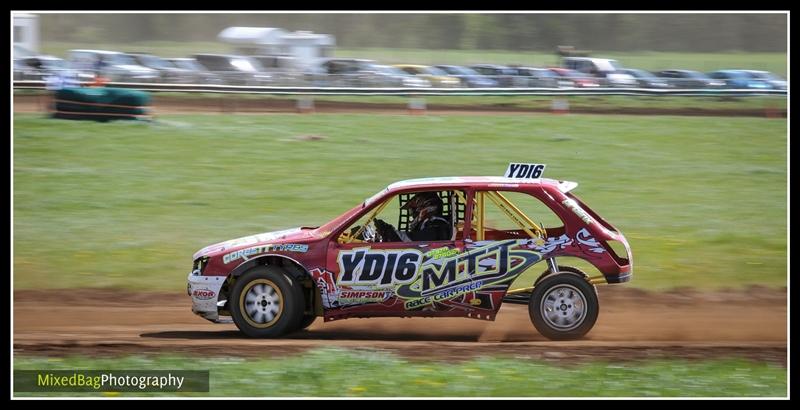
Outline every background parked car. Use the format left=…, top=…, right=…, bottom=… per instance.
left=14, top=55, right=70, bottom=81
left=469, top=64, right=522, bottom=87
left=619, top=68, right=671, bottom=88
left=307, top=58, right=383, bottom=87
left=126, top=52, right=196, bottom=84
left=562, top=57, right=637, bottom=87
left=192, top=54, right=273, bottom=86
left=547, top=67, right=600, bottom=87
left=68, top=49, right=159, bottom=83
left=368, top=65, right=431, bottom=87
left=393, top=64, right=461, bottom=87
left=738, top=70, right=787, bottom=90
left=165, top=57, right=224, bottom=84
left=511, top=66, right=570, bottom=88
left=654, top=69, right=725, bottom=89
left=251, top=55, right=303, bottom=85
left=434, top=65, right=498, bottom=87
left=707, top=70, right=772, bottom=89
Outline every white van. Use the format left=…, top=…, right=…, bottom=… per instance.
left=562, top=57, right=637, bottom=87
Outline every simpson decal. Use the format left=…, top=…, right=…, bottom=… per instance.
left=310, top=268, right=392, bottom=308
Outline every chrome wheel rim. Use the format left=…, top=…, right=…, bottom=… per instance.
left=540, top=284, right=587, bottom=331
left=241, top=279, right=283, bottom=328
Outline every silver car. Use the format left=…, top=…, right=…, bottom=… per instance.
left=68, top=49, right=159, bottom=83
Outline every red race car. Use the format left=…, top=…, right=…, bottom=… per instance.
left=187, top=164, right=632, bottom=340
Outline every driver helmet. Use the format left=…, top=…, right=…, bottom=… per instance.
left=402, top=192, right=444, bottom=231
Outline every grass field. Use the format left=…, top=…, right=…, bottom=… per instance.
left=13, top=349, right=787, bottom=397
left=39, top=41, right=788, bottom=76
left=12, top=112, right=786, bottom=291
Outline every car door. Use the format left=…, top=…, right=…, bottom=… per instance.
left=464, top=189, right=567, bottom=300
left=322, top=189, right=468, bottom=315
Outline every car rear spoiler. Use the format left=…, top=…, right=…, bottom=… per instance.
left=557, top=180, right=579, bottom=193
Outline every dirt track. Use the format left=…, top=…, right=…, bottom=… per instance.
left=13, top=94, right=786, bottom=117
left=14, top=286, right=787, bottom=364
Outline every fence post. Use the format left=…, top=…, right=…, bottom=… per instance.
left=408, top=97, right=426, bottom=115
left=551, top=98, right=569, bottom=114
left=296, top=96, right=315, bottom=113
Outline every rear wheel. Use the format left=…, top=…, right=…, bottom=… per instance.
left=529, top=272, right=598, bottom=340
left=535, top=265, right=589, bottom=286
left=230, top=266, right=304, bottom=338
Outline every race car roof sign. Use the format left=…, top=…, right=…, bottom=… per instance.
left=505, top=163, right=546, bottom=179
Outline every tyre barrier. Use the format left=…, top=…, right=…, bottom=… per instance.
left=51, top=87, right=152, bottom=122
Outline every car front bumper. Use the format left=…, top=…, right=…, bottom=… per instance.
left=187, top=273, right=230, bottom=323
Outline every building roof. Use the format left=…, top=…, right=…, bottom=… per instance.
left=218, top=27, right=289, bottom=45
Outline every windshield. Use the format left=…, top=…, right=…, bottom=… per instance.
left=747, top=71, right=782, bottom=81
left=725, top=71, right=748, bottom=79
left=531, top=69, right=556, bottom=78
left=608, top=60, right=623, bottom=70
left=108, top=54, right=139, bottom=66
left=317, top=203, right=367, bottom=237
left=442, top=66, right=478, bottom=76
left=139, top=55, right=173, bottom=69
left=230, top=58, right=263, bottom=72
left=41, top=59, right=67, bottom=69
left=558, top=69, right=584, bottom=78
left=374, top=65, right=407, bottom=76
left=686, top=71, right=711, bottom=80
left=423, top=66, right=449, bottom=76
left=626, top=69, right=653, bottom=78
left=170, top=60, right=195, bottom=70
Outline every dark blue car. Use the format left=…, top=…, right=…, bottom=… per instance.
left=434, top=65, right=498, bottom=88
left=707, top=70, right=772, bottom=89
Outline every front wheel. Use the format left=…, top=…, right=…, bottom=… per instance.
left=230, top=266, right=305, bottom=338
left=295, top=314, right=317, bottom=332
left=529, top=272, right=599, bottom=340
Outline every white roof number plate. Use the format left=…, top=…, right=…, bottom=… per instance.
left=505, top=163, right=546, bottom=179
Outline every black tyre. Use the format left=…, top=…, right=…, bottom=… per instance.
left=535, top=265, right=588, bottom=286
left=529, top=272, right=599, bottom=340
left=296, top=314, right=317, bottom=332
left=230, top=266, right=305, bottom=338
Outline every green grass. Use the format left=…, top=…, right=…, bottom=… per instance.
left=40, top=41, right=787, bottom=76
left=13, top=349, right=787, bottom=397
left=13, top=113, right=786, bottom=291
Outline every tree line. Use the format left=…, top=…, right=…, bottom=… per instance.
left=41, top=13, right=787, bottom=52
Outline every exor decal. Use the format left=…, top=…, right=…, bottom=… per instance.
left=192, top=288, right=216, bottom=300
left=505, top=163, right=546, bottom=179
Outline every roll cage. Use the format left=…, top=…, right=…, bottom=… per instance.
left=337, top=187, right=550, bottom=245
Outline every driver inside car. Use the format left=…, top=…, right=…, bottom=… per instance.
left=374, top=192, right=452, bottom=242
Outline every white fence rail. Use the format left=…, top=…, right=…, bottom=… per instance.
left=13, top=81, right=787, bottom=97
